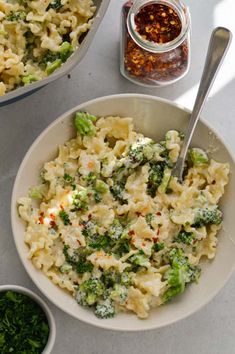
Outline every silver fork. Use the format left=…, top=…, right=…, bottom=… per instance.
left=172, top=27, right=232, bottom=182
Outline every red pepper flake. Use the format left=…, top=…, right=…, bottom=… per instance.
left=128, top=230, right=135, bottom=236
left=135, top=4, right=182, bottom=44
left=153, top=237, right=158, bottom=243
left=40, top=211, right=44, bottom=216
left=77, top=239, right=81, bottom=245
left=135, top=211, right=142, bottom=217
left=212, top=180, right=216, bottom=185
left=49, top=220, right=56, bottom=227
left=60, top=204, right=64, bottom=210
left=156, top=212, right=161, bottom=216
left=39, top=216, right=44, bottom=224
left=157, top=228, right=160, bottom=235
left=88, top=214, right=92, bottom=220
left=50, top=213, right=55, bottom=220
left=142, top=242, right=146, bottom=247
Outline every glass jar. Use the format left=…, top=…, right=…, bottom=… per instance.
left=120, top=0, right=191, bottom=87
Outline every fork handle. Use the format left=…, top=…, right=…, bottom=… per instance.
left=173, top=27, right=232, bottom=181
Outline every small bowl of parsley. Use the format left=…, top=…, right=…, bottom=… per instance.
left=0, top=285, right=56, bottom=353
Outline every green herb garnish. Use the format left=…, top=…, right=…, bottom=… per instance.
left=0, top=291, right=49, bottom=353
left=59, top=210, right=71, bottom=225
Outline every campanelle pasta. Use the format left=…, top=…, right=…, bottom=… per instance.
left=0, top=0, right=96, bottom=95
left=18, top=114, right=229, bottom=319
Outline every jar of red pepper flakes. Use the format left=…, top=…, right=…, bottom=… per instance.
left=120, top=0, right=191, bottom=87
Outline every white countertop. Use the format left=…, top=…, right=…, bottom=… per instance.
left=1, top=0, right=235, bottom=353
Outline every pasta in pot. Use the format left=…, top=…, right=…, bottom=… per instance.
left=18, top=113, right=230, bottom=319
left=0, top=0, right=96, bottom=95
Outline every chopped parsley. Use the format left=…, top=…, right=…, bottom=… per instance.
left=59, top=210, right=71, bottom=225
left=0, top=291, right=49, bottom=353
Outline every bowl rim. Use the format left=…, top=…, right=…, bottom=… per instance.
left=11, top=93, right=235, bottom=331
left=0, top=284, right=56, bottom=353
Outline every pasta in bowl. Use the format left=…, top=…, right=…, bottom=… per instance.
left=11, top=94, right=235, bottom=330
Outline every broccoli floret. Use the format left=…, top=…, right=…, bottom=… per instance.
left=102, top=270, right=120, bottom=288
left=112, top=237, right=130, bottom=256
left=152, top=242, right=164, bottom=252
left=75, top=112, right=97, bottom=137
left=147, top=162, right=165, bottom=197
left=129, top=251, right=150, bottom=268
left=168, top=248, right=187, bottom=267
left=41, top=51, right=60, bottom=66
left=163, top=267, right=186, bottom=302
left=108, top=222, right=130, bottom=256
left=88, top=234, right=111, bottom=250
left=60, top=263, right=73, bottom=274
left=120, top=272, right=132, bottom=286
left=110, top=180, right=127, bottom=205
left=81, top=220, right=111, bottom=251
left=76, top=260, right=93, bottom=274
left=41, top=42, right=73, bottom=73
left=128, top=138, right=153, bottom=167
left=93, top=180, right=109, bottom=203
left=83, top=173, right=108, bottom=202
left=6, top=11, right=26, bottom=21
left=193, top=207, right=222, bottom=227
left=189, top=148, right=209, bottom=166
left=46, top=58, right=62, bottom=75
left=81, top=220, right=97, bottom=238
left=95, top=298, right=115, bottom=319
left=95, top=180, right=108, bottom=194
left=158, top=166, right=172, bottom=194
left=71, top=189, right=88, bottom=211
left=63, top=245, right=93, bottom=274
left=63, top=245, right=73, bottom=262
left=59, top=41, right=73, bottom=62
left=22, top=75, right=38, bottom=85
left=174, top=230, right=195, bottom=245
left=47, top=0, right=63, bottom=10
left=163, top=248, right=200, bottom=302
left=76, top=278, right=104, bottom=306
left=110, top=284, right=128, bottom=304
left=109, top=219, right=123, bottom=240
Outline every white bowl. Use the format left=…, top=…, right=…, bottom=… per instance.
left=0, top=285, right=56, bottom=353
left=11, top=94, right=235, bottom=331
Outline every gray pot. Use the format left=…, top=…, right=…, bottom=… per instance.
left=0, top=0, right=110, bottom=106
